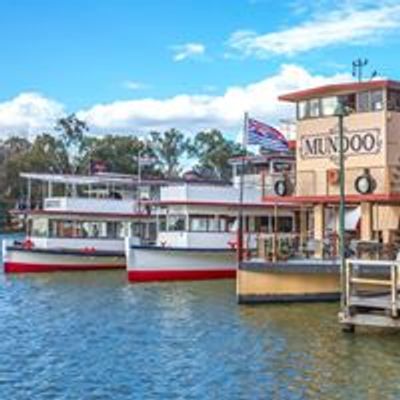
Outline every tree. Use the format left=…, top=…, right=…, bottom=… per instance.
left=190, top=130, right=244, bottom=180
left=148, top=129, right=191, bottom=178
left=86, top=135, right=144, bottom=175
left=55, top=114, right=89, bottom=173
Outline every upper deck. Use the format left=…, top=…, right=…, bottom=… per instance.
left=279, top=79, right=400, bottom=198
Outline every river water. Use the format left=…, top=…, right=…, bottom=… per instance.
left=1, top=234, right=400, bottom=399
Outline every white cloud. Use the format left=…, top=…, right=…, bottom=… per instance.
left=0, top=65, right=352, bottom=140
left=171, top=42, right=205, bottom=62
left=123, top=80, right=149, bottom=91
left=78, top=64, right=351, bottom=136
left=228, top=3, right=400, bottom=57
left=0, top=92, right=64, bottom=139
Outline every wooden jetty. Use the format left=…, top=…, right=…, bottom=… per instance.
left=339, top=259, right=400, bottom=331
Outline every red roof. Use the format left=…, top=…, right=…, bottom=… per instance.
left=279, top=79, right=400, bottom=102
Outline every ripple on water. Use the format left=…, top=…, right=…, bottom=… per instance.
left=2, top=238, right=400, bottom=399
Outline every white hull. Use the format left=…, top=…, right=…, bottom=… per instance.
left=126, top=243, right=237, bottom=282
left=3, top=243, right=125, bottom=273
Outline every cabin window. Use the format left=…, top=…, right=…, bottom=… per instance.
left=189, top=216, right=208, bottom=232
left=309, top=98, right=321, bottom=117
left=272, top=161, right=292, bottom=173
left=157, top=216, right=167, bottom=232
left=357, top=91, right=369, bottom=112
left=107, top=221, right=124, bottom=238
left=357, top=90, right=383, bottom=112
left=387, top=90, right=400, bottom=111
left=298, top=101, right=309, bottom=119
left=189, top=215, right=220, bottom=232
left=167, top=215, right=186, bottom=231
left=321, top=97, right=338, bottom=116
left=49, top=220, right=75, bottom=238
left=255, top=216, right=269, bottom=233
left=278, top=217, right=294, bottom=233
left=30, top=218, right=48, bottom=237
left=371, top=90, right=383, bottom=111
left=131, top=222, right=142, bottom=237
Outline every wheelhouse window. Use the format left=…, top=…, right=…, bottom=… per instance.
left=321, top=97, right=338, bottom=116
left=298, top=101, right=309, bottom=120
left=357, top=90, right=384, bottom=112
left=371, top=90, right=383, bottom=111
left=309, top=99, right=321, bottom=117
left=388, top=90, right=400, bottom=111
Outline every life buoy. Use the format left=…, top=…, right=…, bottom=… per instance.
left=82, top=247, right=96, bottom=253
left=22, top=239, right=34, bottom=250
left=227, top=240, right=237, bottom=249
left=327, top=169, right=339, bottom=185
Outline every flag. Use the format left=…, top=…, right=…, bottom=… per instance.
left=247, top=118, right=288, bottom=152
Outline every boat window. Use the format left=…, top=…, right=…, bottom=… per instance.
left=30, top=218, right=48, bottom=237
left=255, top=216, right=269, bottom=233
left=321, top=96, right=338, bottom=116
left=167, top=215, right=186, bottom=231
left=157, top=216, right=167, bottom=232
left=49, top=220, right=75, bottom=238
left=189, top=215, right=220, bottom=232
left=190, top=216, right=208, bottom=232
left=309, top=98, right=321, bottom=117
left=131, top=222, right=142, bottom=237
left=357, top=91, right=370, bottom=112
left=208, top=218, right=219, bottom=232
left=297, top=101, right=308, bottom=120
left=387, top=90, right=400, bottom=111
left=371, top=90, right=383, bottom=111
left=106, top=221, right=124, bottom=238
left=272, top=161, right=292, bottom=173
left=83, top=221, right=107, bottom=238
left=277, top=217, right=294, bottom=233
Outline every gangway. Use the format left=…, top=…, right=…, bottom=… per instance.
left=339, top=259, right=400, bottom=331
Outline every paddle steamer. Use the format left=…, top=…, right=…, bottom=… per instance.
left=3, top=172, right=161, bottom=272
left=126, top=152, right=296, bottom=282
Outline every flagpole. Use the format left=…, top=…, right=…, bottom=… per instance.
left=237, top=112, right=248, bottom=264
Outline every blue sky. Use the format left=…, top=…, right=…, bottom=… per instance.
left=0, top=0, right=400, bottom=138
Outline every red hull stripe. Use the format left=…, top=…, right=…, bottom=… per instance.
left=128, top=269, right=236, bottom=282
left=4, top=262, right=124, bottom=273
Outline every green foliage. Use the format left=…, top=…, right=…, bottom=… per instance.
left=190, top=129, right=245, bottom=180
left=86, top=135, right=144, bottom=175
left=148, top=129, right=191, bottom=178
left=0, top=120, right=245, bottom=214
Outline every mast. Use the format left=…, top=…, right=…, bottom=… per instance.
left=237, top=112, right=248, bottom=264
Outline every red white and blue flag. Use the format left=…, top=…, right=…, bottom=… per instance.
left=246, top=118, right=288, bottom=152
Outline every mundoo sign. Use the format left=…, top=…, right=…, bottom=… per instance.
left=300, top=128, right=382, bottom=159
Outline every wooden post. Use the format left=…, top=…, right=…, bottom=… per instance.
left=314, top=203, right=325, bottom=259
left=273, top=203, right=278, bottom=262
left=391, top=263, right=398, bottom=318
left=360, top=202, right=372, bottom=241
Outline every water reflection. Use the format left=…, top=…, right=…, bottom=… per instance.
left=2, top=236, right=400, bottom=399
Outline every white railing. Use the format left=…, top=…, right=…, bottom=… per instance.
left=160, top=185, right=263, bottom=204
left=43, top=197, right=139, bottom=214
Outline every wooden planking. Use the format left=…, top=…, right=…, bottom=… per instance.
left=339, top=312, right=400, bottom=329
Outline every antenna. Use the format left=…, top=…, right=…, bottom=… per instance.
left=370, top=70, right=378, bottom=81
left=352, top=58, right=369, bottom=82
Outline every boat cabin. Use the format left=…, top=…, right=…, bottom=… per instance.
left=263, top=79, right=400, bottom=260
left=14, top=172, right=165, bottom=249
